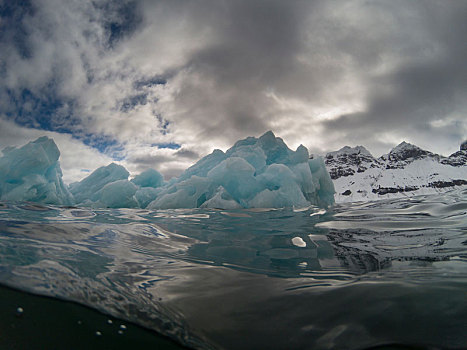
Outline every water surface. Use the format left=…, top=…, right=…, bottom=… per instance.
left=0, top=189, right=466, bottom=349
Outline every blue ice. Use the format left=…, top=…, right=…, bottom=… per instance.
left=0, top=137, right=73, bottom=205
left=0, top=132, right=335, bottom=209
left=147, top=131, right=335, bottom=209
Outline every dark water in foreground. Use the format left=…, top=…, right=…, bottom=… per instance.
left=0, top=189, right=466, bottom=349
left=0, top=284, right=186, bottom=349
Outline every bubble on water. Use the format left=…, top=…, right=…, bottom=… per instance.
left=95, top=331, right=102, bottom=336
left=118, top=330, right=124, bottom=335
left=120, top=324, right=127, bottom=330
left=107, top=319, right=113, bottom=324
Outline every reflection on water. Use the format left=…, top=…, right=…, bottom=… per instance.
left=0, top=189, right=466, bottom=349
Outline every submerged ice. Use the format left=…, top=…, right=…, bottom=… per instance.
left=0, top=131, right=335, bottom=208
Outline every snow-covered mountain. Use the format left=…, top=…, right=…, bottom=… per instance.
left=322, top=141, right=467, bottom=203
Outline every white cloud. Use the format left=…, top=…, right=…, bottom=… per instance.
left=0, top=0, right=465, bottom=182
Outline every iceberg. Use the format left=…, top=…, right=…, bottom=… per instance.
left=69, top=163, right=144, bottom=208
left=69, top=163, right=129, bottom=204
left=135, top=187, right=162, bottom=209
left=95, top=179, right=139, bottom=208
left=200, top=186, right=243, bottom=209
left=0, top=132, right=335, bottom=209
left=131, top=168, right=164, bottom=188
left=0, top=136, right=73, bottom=205
left=70, top=166, right=165, bottom=208
left=148, top=131, right=335, bottom=209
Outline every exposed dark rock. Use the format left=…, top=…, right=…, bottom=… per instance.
left=429, top=180, right=467, bottom=188
left=388, top=142, right=434, bottom=162
left=329, top=168, right=355, bottom=180
left=442, top=150, right=467, bottom=167
left=325, top=146, right=377, bottom=180
left=372, top=186, right=419, bottom=195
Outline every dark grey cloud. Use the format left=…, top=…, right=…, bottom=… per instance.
left=152, top=0, right=467, bottom=155
left=324, top=1, right=467, bottom=153
left=174, top=148, right=200, bottom=160
left=128, top=150, right=194, bottom=179
left=156, top=0, right=330, bottom=142
left=130, top=154, right=172, bottom=168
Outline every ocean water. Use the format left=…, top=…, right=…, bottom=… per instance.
left=0, top=189, right=466, bottom=349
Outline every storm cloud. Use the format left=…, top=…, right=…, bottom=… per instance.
left=0, top=0, right=466, bottom=181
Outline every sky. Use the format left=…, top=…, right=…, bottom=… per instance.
left=0, top=0, right=466, bottom=183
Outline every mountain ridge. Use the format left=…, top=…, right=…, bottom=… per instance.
left=322, top=140, right=467, bottom=203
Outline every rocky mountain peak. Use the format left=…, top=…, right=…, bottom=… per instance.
left=324, top=145, right=377, bottom=180
left=324, top=140, right=466, bottom=203
left=443, top=141, right=467, bottom=166
left=387, top=141, right=433, bottom=162
left=327, top=145, right=373, bottom=158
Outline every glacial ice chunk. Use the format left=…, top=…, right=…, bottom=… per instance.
left=147, top=176, right=215, bottom=209
left=178, top=149, right=227, bottom=181
left=308, top=157, right=335, bottom=207
left=200, top=186, right=242, bottom=209
left=225, top=142, right=267, bottom=171
left=69, top=164, right=161, bottom=208
left=69, top=163, right=129, bottom=204
left=249, top=163, right=309, bottom=208
left=135, top=187, right=161, bottom=208
left=149, top=131, right=335, bottom=209
left=131, top=168, right=164, bottom=188
left=0, top=137, right=73, bottom=205
left=96, top=180, right=139, bottom=208
left=207, top=157, right=259, bottom=205
left=256, top=130, right=295, bottom=165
